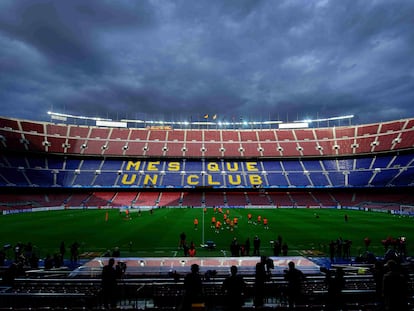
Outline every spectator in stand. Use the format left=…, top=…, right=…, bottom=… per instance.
left=253, top=260, right=266, bottom=308
left=181, top=264, right=203, bottom=311
left=284, top=261, right=305, bottom=309
left=222, top=265, right=245, bottom=311
left=101, top=258, right=118, bottom=309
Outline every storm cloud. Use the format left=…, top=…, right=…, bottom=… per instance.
left=1, top=0, right=413, bottom=124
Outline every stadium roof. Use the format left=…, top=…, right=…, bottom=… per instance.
left=47, top=110, right=355, bottom=129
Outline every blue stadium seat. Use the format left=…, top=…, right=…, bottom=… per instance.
left=355, top=158, right=373, bottom=169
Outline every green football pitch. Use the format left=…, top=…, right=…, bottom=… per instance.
left=1, top=208, right=412, bottom=259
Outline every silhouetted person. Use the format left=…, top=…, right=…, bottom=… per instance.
left=382, top=260, right=408, bottom=311
left=181, top=263, right=203, bottom=311
left=245, top=238, right=250, bottom=256
left=179, top=232, right=186, bottom=248
left=70, top=241, right=79, bottom=263
left=222, top=265, right=245, bottom=311
left=254, top=260, right=266, bottom=308
left=44, top=254, right=54, bottom=270
left=101, top=258, right=117, bottom=309
left=253, top=235, right=261, bottom=256
left=29, top=253, right=39, bottom=269
left=230, top=237, right=240, bottom=256
left=326, top=267, right=345, bottom=310
left=273, top=240, right=281, bottom=256
left=284, top=261, right=305, bottom=309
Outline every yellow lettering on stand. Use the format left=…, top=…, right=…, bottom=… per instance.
left=228, top=175, right=242, bottom=185
left=147, top=161, right=160, bottom=171
left=207, top=174, right=220, bottom=185
left=168, top=162, right=180, bottom=171
left=143, top=174, right=158, bottom=185
left=187, top=175, right=199, bottom=185
left=226, top=162, right=239, bottom=171
left=207, top=162, right=220, bottom=172
left=126, top=161, right=141, bottom=171
left=249, top=175, right=262, bottom=185
left=246, top=162, right=258, bottom=171
left=121, top=174, right=137, bottom=185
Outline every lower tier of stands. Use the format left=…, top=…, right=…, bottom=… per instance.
left=0, top=190, right=412, bottom=212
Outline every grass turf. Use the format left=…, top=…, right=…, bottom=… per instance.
left=1, top=207, right=412, bottom=259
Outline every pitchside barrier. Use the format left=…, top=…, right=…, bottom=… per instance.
left=3, top=203, right=413, bottom=215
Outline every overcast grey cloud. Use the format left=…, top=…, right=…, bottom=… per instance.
left=0, top=0, right=413, bottom=124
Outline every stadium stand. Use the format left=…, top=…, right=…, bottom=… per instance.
left=157, top=191, right=182, bottom=207
left=1, top=115, right=414, bottom=309
left=181, top=192, right=203, bottom=207
left=112, top=192, right=139, bottom=206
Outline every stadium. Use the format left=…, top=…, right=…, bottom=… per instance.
left=0, top=113, right=413, bottom=310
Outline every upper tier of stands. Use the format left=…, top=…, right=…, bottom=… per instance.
left=1, top=117, right=414, bottom=158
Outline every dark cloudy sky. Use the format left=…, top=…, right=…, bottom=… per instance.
left=1, top=0, right=413, bottom=125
